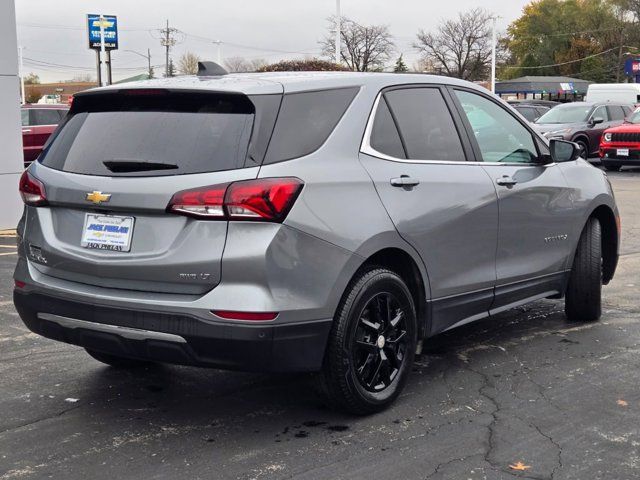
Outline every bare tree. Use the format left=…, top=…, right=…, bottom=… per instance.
left=249, top=58, right=268, bottom=71
left=225, top=57, right=268, bottom=73
left=320, top=16, right=395, bottom=72
left=178, top=52, right=201, bottom=75
left=225, top=56, right=250, bottom=73
left=414, top=8, right=493, bottom=81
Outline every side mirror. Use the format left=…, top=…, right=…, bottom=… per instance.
left=550, top=139, right=581, bottom=163
left=590, top=116, right=604, bottom=126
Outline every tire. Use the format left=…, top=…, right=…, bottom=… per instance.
left=315, top=267, right=417, bottom=415
left=576, top=139, right=589, bottom=159
left=565, top=217, right=602, bottom=322
left=85, top=349, right=151, bottom=369
left=604, top=165, right=621, bottom=172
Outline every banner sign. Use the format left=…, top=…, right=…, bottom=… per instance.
left=87, top=14, right=118, bottom=50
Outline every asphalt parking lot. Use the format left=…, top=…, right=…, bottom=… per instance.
left=1, top=167, right=640, bottom=480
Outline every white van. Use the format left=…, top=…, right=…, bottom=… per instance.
left=585, top=83, right=640, bottom=104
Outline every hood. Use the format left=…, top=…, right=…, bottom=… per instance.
left=533, top=122, right=581, bottom=135
left=603, top=122, right=640, bottom=134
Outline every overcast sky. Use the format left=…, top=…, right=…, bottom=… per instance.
left=16, top=0, right=531, bottom=82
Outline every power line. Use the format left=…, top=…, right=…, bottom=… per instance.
left=503, top=45, right=625, bottom=70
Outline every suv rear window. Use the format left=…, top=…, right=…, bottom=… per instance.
left=39, top=91, right=275, bottom=177
left=264, top=87, right=359, bottom=164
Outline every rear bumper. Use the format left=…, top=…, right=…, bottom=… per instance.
left=14, top=290, right=332, bottom=373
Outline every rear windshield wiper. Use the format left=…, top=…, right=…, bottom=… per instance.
left=103, top=160, right=179, bottom=173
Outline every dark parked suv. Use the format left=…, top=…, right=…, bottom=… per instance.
left=14, top=66, right=620, bottom=414
left=535, top=101, right=633, bottom=157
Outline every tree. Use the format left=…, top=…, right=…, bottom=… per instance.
left=166, top=59, right=176, bottom=78
left=503, top=0, right=624, bottom=82
left=26, top=89, right=42, bottom=104
left=414, top=8, right=494, bottom=81
left=225, top=57, right=251, bottom=73
left=24, top=73, right=40, bottom=85
left=178, top=52, right=200, bottom=75
left=320, top=16, right=395, bottom=71
left=394, top=54, right=409, bottom=73
left=257, top=58, right=349, bottom=72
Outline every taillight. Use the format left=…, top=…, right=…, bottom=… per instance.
left=19, top=171, right=48, bottom=206
left=167, top=178, right=303, bottom=222
left=168, top=184, right=228, bottom=219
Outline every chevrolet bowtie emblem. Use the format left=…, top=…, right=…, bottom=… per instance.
left=85, top=191, right=112, bottom=204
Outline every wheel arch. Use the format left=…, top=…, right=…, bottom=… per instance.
left=571, top=134, right=590, bottom=155
left=354, top=247, right=431, bottom=340
left=590, top=204, right=619, bottom=284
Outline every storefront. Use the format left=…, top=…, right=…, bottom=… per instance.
left=496, top=76, right=591, bottom=103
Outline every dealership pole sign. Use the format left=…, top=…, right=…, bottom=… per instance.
left=87, top=14, right=119, bottom=50
left=87, top=14, right=118, bottom=87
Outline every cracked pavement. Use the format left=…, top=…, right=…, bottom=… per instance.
left=1, top=168, right=640, bottom=480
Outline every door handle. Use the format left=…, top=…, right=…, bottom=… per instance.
left=496, top=175, right=518, bottom=187
left=390, top=176, right=420, bottom=187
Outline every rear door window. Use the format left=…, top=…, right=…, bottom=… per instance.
left=607, top=105, right=626, bottom=121
left=515, top=107, right=537, bottom=122
left=39, top=92, right=263, bottom=177
left=384, top=88, right=466, bottom=161
left=31, top=109, right=63, bottom=126
left=264, top=87, right=358, bottom=163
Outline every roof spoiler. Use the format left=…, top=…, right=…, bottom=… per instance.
left=197, top=61, right=228, bottom=77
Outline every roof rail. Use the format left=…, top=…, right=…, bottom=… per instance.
left=197, top=61, right=228, bottom=77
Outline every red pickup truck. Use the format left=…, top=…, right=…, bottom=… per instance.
left=21, top=104, right=69, bottom=167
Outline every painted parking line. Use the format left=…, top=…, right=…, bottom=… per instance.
left=0, top=245, right=17, bottom=249
left=0, top=252, right=17, bottom=256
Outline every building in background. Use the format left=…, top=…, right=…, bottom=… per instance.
left=496, top=76, right=591, bottom=103
left=0, top=0, right=24, bottom=229
left=24, top=81, right=95, bottom=105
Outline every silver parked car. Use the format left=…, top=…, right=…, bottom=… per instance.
left=14, top=66, right=620, bottom=414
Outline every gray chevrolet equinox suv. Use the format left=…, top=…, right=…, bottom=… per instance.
left=14, top=65, right=620, bottom=414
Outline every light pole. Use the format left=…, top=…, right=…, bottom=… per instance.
left=335, top=0, right=341, bottom=64
left=18, top=46, right=25, bottom=105
left=125, top=49, right=153, bottom=78
left=491, top=16, right=497, bottom=94
left=214, top=40, right=223, bottom=64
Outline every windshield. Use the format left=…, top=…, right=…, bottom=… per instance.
left=536, top=105, right=592, bottom=124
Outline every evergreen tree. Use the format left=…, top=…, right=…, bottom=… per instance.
left=394, top=54, right=409, bottom=73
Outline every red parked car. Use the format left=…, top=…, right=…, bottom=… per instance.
left=599, top=107, right=640, bottom=171
left=21, top=104, right=69, bottom=167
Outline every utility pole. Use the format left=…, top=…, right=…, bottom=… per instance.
left=160, top=20, right=177, bottom=77
left=18, top=46, right=25, bottom=105
left=335, top=0, right=341, bottom=64
left=126, top=49, right=153, bottom=78
left=491, top=16, right=498, bottom=94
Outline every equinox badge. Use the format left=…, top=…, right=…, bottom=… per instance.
left=85, top=191, right=112, bottom=204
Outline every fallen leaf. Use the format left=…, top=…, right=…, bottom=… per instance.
left=617, top=399, right=628, bottom=407
left=509, top=462, right=531, bottom=471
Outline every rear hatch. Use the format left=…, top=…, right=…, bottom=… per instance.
left=23, top=87, right=282, bottom=295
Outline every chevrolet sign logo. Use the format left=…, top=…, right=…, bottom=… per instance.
left=85, top=191, right=112, bottom=204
